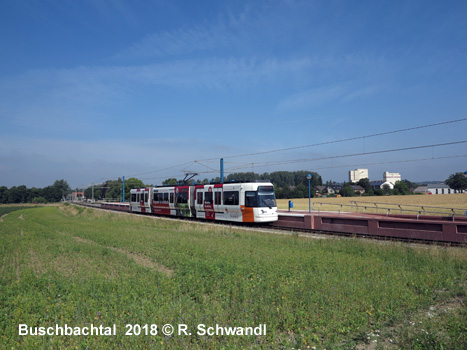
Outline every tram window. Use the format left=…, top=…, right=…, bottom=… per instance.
left=170, top=193, right=174, bottom=203
left=178, top=191, right=188, bottom=204
left=144, top=193, right=148, bottom=202
left=215, top=192, right=222, bottom=205
left=205, top=191, right=213, bottom=205
left=223, top=191, right=239, bottom=205
left=131, top=194, right=136, bottom=202
left=197, top=192, right=203, bottom=205
left=245, top=191, right=258, bottom=207
left=163, top=193, right=169, bottom=202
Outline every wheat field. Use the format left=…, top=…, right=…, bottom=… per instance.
left=277, top=193, right=467, bottom=216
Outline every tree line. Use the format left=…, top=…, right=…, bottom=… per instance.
left=337, top=178, right=417, bottom=197
left=84, top=171, right=323, bottom=201
left=162, top=171, right=323, bottom=199
left=83, top=178, right=145, bottom=202
left=2, top=171, right=465, bottom=204
left=0, top=180, right=71, bottom=204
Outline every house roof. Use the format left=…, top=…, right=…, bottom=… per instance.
left=414, top=186, right=428, bottom=193
left=427, top=183, right=451, bottom=189
left=370, top=181, right=385, bottom=185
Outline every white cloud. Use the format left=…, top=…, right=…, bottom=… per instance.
left=341, top=85, right=382, bottom=102
left=0, top=56, right=318, bottom=130
left=278, top=85, right=348, bottom=110
left=117, top=24, right=233, bottom=59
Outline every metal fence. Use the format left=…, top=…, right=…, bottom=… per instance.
left=306, top=201, right=467, bottom=221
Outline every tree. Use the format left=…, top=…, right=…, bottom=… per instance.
left=159, top=170, right=324, bottom=199
left=42, top=179, right=71, bottom=202
left=276, top=186, right=292, bottom=199
left=103, top=179, right=122, bottom=200
left=226, top=172, right=259, bottom=182
left=445, top=172, right=467, bottom=192
left=402, top=179, right=418, bottom=191
left=382, top=184, right=392, bottom=196
left=8, top=186, right=28, bottom=203
left=84, top=185, right=105, bottom=200
left=339, top=186, right=355, bottom=197
left=0, top=180, right=71, bottom=204
left=31, top=197, right=47, bottom=204
left=90, top=178, right=145, bottom=202
left=28, top=187, right=43, bottom=202
left=0, top=186, right=9, bottom=204
left=42, top=186, right=55, bottom=202
left=393, top=181, right=411, bottom=195
left=356, top=178, right=372, bottom=193
left=162, top=178, right=179, bottom=186
left=291, top=183, right=307, bottom=198
left=373, top=188, right=383, bottom=196
left=124, top=178, right=145, bottom=201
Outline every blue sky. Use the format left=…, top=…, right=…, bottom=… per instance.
left=1, top=0, right=466, bottom=189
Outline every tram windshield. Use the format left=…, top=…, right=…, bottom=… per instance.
left=245, top=186, right=277, bottom=208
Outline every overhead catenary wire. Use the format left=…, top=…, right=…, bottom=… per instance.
left=222, top=140, right=467, bottom=171
left=309, top=154, right=467, bottom=172
left=127, top=161, right=196, bottom=178
left=85, top=153, right=467, bottom=186
left=98, top=139, right=467, bottom=184
left=80, top=118, right=466, bottom=188
left=197, top=118, right=467, bottom=161
left=124, top=118, right=467, bottom=179
left=144, top=154, right=467, bottom=179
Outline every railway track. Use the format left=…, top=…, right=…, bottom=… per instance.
left=75, top=202, right=466, bottom=247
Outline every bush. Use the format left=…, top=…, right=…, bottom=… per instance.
left=339, top=186, right=355, bottom=197
left=31, top=197, right=47, bottom=204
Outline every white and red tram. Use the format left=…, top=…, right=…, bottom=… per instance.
left=130, top=182, right=278, bottom=223
left=129, top=187, right=151, bottom=213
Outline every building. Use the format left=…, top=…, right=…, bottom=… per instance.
left=428, top=184, right=452, bottom=195
left=72, top=192, right=85, bottom=201
left=413, top=186, right=428, bottom=194
left=349, top=169, right=369, bottom=183
left=350, top=185, right=365, bottom=194
left=414, top=184, right=466, bottom=194
left=383, top=171, right=401, bottom=185
left=370, top=181, right=394, bottom=190
left=315, top=186, right=336, bottom=195
left=427, top=183, right=465, bottom=195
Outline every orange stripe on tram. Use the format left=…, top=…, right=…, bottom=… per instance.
left=241, top=206, right=255, bottom=222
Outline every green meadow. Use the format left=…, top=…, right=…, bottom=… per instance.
left=1, top=204, right=466, bottom=349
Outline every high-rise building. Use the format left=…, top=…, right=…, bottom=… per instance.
left=349, top=169, right=369, bottom=183
left=383, top=171, right=401, bottom=185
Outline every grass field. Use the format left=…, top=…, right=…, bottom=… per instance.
left=0, top=205, right=40, bottom=218
left=1, top=204, right=466, bottom=349
left=277, top=193, right=467, bottom=216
